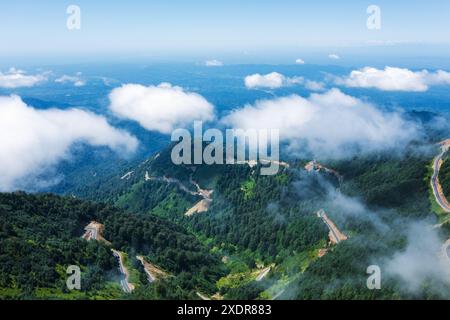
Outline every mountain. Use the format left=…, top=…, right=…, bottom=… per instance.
left=0, top=192, right=224, bottom=299
left=1, top=106, right=449, bottom=300
left=67, top=139, right=450, bottom=299
left=440, top=152, right=450, bottom=199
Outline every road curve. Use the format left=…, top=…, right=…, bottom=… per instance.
left=431, top=142, right=450, bottom=213
left=317, top=209, right=348, bottom=244
left=255, top=267, right=271, bottom=281
left=112, top=249, right=134, bottom=293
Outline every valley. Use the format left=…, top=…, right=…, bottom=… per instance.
left=60, top=133, right=449, bottom=299
left=2, top=0, right=450, bottom=304
left=0, top=106, right=449, bottom=300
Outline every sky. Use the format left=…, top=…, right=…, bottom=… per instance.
left=1, top=0, right=450, bottom=65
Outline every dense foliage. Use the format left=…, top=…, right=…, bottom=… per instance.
left=63, top=142, right=450, bottom=300
left=440, top=153, right=450, bottom=199
left=3, top=135, right=449, bottom=300
left=0, top=192, right=224, bottom=299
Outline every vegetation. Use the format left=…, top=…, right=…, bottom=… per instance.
left=440, top=153, right=450, bottom=199
left=0, top=192, right=224, bottom=299
left=2, top=136, right=449, bottom=300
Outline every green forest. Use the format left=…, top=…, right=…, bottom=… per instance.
left=0, top=192, right=224, bottom=299
left=440, top=153, right=450, bottom=199
left=1, top=141, right=449, bottom=300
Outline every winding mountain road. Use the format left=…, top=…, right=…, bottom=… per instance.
left=255, top=267, right=271, bottom=281
left=144, top=172, right=214, bottom=216
left=112, top=249, right=134, bottom=293
left=82, top=221, right=110, bottom=245
left=431, top=141, right=450, bottom=213
left=317, top=209, right=347, bottom=244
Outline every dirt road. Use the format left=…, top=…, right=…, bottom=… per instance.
left=82, top=221, right=111, bottom=245
left=317, top=209, right=348, bottom=244
left=305, top=160, right=343, bottom=184
left=136, top=255, right=167, bottom=283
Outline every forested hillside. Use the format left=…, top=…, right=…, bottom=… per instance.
left=440, top=153, right=450, bottom=199
left=289, top=153, right=449, bottom=299
left=0, top=192, right=224, bottom=299
left=66, top=143, right=450, bottom=300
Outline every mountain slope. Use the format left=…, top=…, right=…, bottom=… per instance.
left=440, top=152, right=450, bottom=200
left=70, top=141, right=450, bottom=300
left=0, top=192, right=224, bottom=299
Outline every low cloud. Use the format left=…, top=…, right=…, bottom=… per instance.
left=336, top=66, right=450, bottom=92
left=109, top=83, right=215, bottom=134
left=385, top=222, right=450, bottom=293
left=304, top=80, right=325, bottom=91
left=205, top=59, right=223, bottom=67
left=325, top=187, right=391, bottom=234
left=245, top=72, right=293, bottom=89
left=292, top=168, right=388, bottom=232
left=0, top=68, right=47, bottom=88
left=222, top=88, right=420, bottom=159
left=296, top=168, right=449, bottom=296
left=0, top=95, right=138, bottom=191
left=328, top=54, right=340, bottom=60
left=244, top=72, right=310, bottom=90
left=266, top=202, right=287, bottom=225
left=55, top=72, right=86, bottom=87
left=295, top=58, right=305, bottom=65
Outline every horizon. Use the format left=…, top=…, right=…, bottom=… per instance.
left=1, top=0, right=450, bottom=306
left=1, top=1, right=450, bottom=68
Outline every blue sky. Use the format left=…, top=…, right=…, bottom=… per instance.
left=1, top=1, right=450, bottom=65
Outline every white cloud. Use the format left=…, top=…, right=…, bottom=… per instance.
left=295, top=58, right=305, bottom=65
left=222, top=88, right=419, bottom=159
left=108, top=83, right=215, bottom=134
left=385, top=222, right=450, bottom=293
left=304, top=80, right=325, bottom=91
left=244, top=72, right=324, bottom=91
left=0, top=68, right=47, bottom=88
left=0, top=95, right=138, bottom=191
left=328, top=54, right=340, bottom=60
left=244, top=72, right=303, bottom=89
left=205, top=59, right=223, bottom=67
left=336, top=66, right=450, bottom=92
left=424, top=69, right=450, bottom=85
left=55, top=72, right=86, bottom=87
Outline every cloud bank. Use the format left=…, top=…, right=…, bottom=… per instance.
left=0, top=95, right=138, bottom=191
left=336, top=67, right=450, bottom=92
left=222, top=88, right=420, bottom=159
left=0, top=68, right=47, bottom=88
left=385, top=222, right=450, bottom=293
left=295, top=164, right=449, bottom=296
left=109, top=83, right=215, bottom=134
